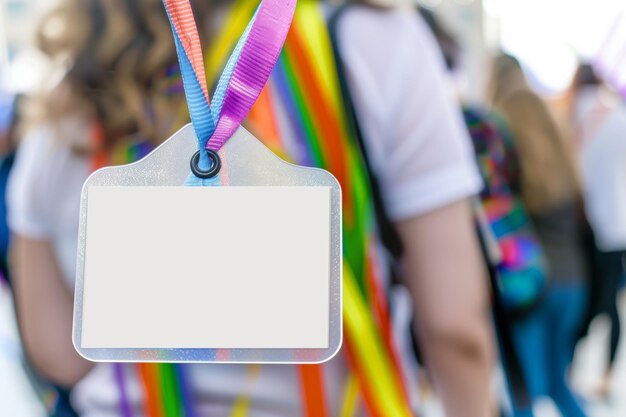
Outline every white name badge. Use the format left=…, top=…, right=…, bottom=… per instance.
left=73, top=125, right=342, bottom=364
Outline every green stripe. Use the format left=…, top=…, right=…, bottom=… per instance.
left=158, top=364, right=183, bottom=417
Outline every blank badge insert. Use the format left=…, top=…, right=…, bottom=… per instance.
left=81, top=186, right=331, bottom=349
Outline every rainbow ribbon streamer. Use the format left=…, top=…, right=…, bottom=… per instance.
left=205, top=2, right=415, bottom=416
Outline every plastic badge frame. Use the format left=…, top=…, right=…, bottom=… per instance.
left=73, top=125, right=342, bottom=364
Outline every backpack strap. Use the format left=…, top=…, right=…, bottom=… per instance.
left=327, top=5, right=404, bottom=260
left=475, top=223, right=533, bottom=411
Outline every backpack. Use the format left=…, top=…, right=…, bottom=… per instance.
left=464, top=107, right=547, bottom=315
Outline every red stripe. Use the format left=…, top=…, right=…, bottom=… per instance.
left=366, top=247, right=411, bottom=402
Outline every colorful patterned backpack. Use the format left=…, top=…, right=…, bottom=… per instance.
left=464, top=107, right=547, bottom=314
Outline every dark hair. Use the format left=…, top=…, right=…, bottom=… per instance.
left=572, top=63, right=602, bottom=90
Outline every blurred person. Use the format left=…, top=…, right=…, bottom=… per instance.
left=417, top=10, right=545, bottom=415
left=571, top=63, right=626, bottom=398
left=7, top=1, right=495, bottom=417
left=489, top=54, right=587, bottom=417
left=1, top=94, right=76, bottom=417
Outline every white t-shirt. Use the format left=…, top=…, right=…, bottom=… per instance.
left=7, top=6, right=481, bottom=417
left=575, top=86, right=626, bottom=252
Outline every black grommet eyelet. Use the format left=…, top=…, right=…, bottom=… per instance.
left=190, top=149, right=222, bottom=179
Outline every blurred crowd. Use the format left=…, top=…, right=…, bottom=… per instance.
left=1, top=1, right=625, bottom=417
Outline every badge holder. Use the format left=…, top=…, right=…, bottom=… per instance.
left=72, top=0, right=342, bottom=364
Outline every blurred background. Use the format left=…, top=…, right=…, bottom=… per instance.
left=1, top=0, right=626, bottom=416
left=3, top=0, right=626, bottom=98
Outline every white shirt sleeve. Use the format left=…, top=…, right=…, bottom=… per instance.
left=7, top=122, right=90, bottom=241
left=338, top=7, right=482, bottom=221
left=7, top=127, right=57, bottom=239
left=7, top=122, right=91, bottom=287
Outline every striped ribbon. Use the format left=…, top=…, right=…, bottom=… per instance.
left=161, top=0, right=296, bottom=170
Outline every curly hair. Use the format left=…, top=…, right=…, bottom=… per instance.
left=33, top=0, right=212, bottom=150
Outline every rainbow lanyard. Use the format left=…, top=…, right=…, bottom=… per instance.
left=162, top=0, right=294, bottom=153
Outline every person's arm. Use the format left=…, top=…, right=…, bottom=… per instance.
left=11, top=235, right=94, bottom=387
left=337, top=8, right=495, bottom=416
left=396, top=199, right=494, bottom=417
left=6, top=125, right=95, bottom=388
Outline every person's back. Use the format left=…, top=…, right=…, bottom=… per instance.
left=572, top=64, right=626, bottom=397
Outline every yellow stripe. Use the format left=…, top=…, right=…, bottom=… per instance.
left=344, top=264, right=413, bottom=417
left=293, top=1, right=343, bottom=113
left=228, top=365, right=262, bottom=417
left=339, top=374, right=360, bottom=417
left=228, top=397, right=250, bottom=417
left=205, top=0, right=258, bottom=84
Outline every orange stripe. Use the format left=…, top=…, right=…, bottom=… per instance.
left=298, top=365, right=329, bottom=417
left=138, top=364, right=165, bottom=417
left=283, top=25, right=352, bottom=213
left=91, top=152, right=109, bottom=171
left=248, top=84, right=283, bottom=152
left=90, top=123, right=108, bottom=171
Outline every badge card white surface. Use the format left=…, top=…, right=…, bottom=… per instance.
left=73, top=125, right=342, bottom=364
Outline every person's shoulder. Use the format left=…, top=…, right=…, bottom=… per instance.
left=18, top=116, right=90, bottom=161
left=10, top=116, right=91, bottom=199
left=7, top=116, right=91, bottom=237
left=334, top=4, right=447, bottom=99
left=337, top=5, right=430, bottom=48
left=340, top=4, right=418, bottom=25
